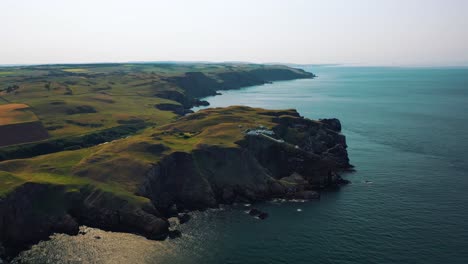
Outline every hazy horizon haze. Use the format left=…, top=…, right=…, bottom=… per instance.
left=1, top=0, right=467, bottom=66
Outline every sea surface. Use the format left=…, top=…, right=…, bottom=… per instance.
left=15, top=66, right=468, bottom=263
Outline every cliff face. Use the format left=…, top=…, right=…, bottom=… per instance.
left=164, top=67, right=314, bottom=106
left=137, top=107, right=351, bottom=214
left=0, top=183, right=78, bottom=257
left=0, top=183, right=168, bottom=259
left=139, top=147, right=273, bottom=211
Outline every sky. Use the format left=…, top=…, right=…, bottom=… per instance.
left=1, top=0, right=467, bottom=66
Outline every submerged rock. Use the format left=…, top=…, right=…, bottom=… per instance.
left=247, top=208, right=269, bottom=220
left=248, top=208, right=262, bottom=216
left=168, top=230, right=182, bottom=239
left=258, top=212, right=269, bottom=220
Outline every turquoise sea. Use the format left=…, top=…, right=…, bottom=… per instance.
left=15, top=66, right=468, bottom=264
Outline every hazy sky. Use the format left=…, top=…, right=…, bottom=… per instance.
left=1, top=0, right=467, bottom=66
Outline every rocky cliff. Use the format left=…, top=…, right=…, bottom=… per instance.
left=138, top=107, right=351, bottom=214
left=162, top=66, right=315, bottom=108
left=0, top=183, right=168, bottom=259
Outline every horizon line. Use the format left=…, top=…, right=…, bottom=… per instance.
left=0, top=60, right=467, bottom=68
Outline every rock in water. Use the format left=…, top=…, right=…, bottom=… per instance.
left=177, top=213, right=191, bottom=224
left=248, top=208, right=268, bottom=220
left=248, top=208, right=262, bottom=216
left=258, top=212, right=269, bottom=220
left=168, top=230, right=182, bottom=239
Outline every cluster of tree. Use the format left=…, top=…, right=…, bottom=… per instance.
left=44, top=82, right=51, bottom=90
left=5, top=85, right=19, bottom=93
left=0, top=123, right=146, bottom=161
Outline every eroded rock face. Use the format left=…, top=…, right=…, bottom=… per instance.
left=319, top=118, right=342, bottom=132
left=139, top=147, right=272, bottom=211
left=0, top=183, right=79, bottom=257
left=164, top=69, right=314, bottom=101
left=70, top=188, right=168, bottom=240
left=0, top=183, right=168, bottom=258
left=139, top=112, right=351, bottom=213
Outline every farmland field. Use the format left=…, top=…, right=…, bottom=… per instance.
left=0, top=103, right=38, bottom=125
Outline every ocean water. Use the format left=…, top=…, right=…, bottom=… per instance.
left=15, top=66, right=468, bottom=263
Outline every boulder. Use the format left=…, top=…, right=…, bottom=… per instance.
left=168, top=217, right=180, bottom=227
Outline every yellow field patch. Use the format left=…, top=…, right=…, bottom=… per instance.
left=62, top=68, right=89, bottom=73
left=0, top=71, right=14, bottom=76
left=0, top=103, right=39, bottom=125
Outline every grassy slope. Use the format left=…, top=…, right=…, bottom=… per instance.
left=0, top=106, right=299, bottom=202
left=0, top=63, right=311, bottom=204
left=0, top=63, right=308, bottom=140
